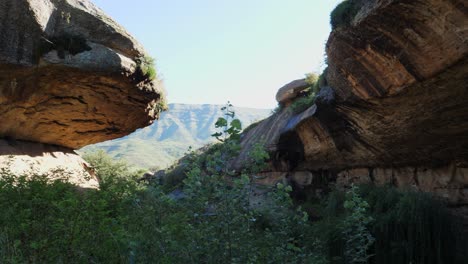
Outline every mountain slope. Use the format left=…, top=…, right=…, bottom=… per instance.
left=80, top=104, right=271, bottom=169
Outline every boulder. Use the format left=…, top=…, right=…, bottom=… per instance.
left=275, top=78, right=310, bottom=105
left=0, top=139, right=99, bottom=189
left=0, top=0, right=166, bottom=149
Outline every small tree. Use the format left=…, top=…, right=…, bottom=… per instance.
left=342, top=185, right=375, bottom=264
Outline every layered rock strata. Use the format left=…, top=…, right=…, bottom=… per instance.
left=235, top=0, right=468, bottom=206
left=0, top=0, right=166, bottom=187
left=0, top=0, right=165, bottom=149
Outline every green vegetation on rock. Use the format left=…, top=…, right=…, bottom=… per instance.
left=289, top=68, right=329, bottom=115
left=135, top=55, right=157, bottom=81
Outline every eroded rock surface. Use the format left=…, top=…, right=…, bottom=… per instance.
left=0, top=139, right=99, bottom=189
left=236, top=0, right=468, bottom=206
left=0, top=0, right=166, bottom=149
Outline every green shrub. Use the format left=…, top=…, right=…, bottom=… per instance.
left=342, top=185, right=374, bottom=264
left=330, top=0, right=360, bottom=29
left=290, top=95, right=316, bottom=114
left=135, top=55, right=157, bottom=81
left=0, top=167, right=132, bottom=263
left=305, top=73, right=319, bottom=86
left=289, top=70, right=329, bottom=114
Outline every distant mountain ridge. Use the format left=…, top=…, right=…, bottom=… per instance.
left=80, top=103, right=271, bottom=169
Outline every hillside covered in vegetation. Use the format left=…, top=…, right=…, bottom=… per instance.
left=81, top=103, right=270, bottom=169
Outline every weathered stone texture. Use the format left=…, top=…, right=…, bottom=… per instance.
left=0, top=0, right=166, bottom=149
left=235, top=0, right=468, bottom=207
left=0, top=139, right=99, bottom=189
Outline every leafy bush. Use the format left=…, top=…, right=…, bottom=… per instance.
left=290, top=95, right=316, bottom=114
left=330, top=0, right=360, bottom=29
left=0, top=167, right=133, bottom=263
left=342, top=185, right=374, bottom=264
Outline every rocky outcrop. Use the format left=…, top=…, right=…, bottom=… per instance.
left=0, top=0, right=166, bottom=187
left=0, top=0, right=166, bottom=149
left=275, top=78, right=310, bottom=106
left=336, top=164, right=468, bottom=205
left=235, top=0, right=468, bottom=206
left=0, top=139, right=99, bottom=189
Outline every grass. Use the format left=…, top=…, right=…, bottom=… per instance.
left=135, top=56, right=157, bottom=81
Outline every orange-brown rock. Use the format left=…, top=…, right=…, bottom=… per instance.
left=235, top=0, right=468, bottom=205
left=0, top=0, right=166, bottom=149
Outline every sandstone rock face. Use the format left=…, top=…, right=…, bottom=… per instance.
left=0, top=139, right=99, bottom=189
left=275, top=78, right=309, bottom=105
left=327, top=0, right=467, bottom=102
left=336, top=164, right=468, bottom=205
left=0, top=0, right=166, bottom=149
left=236, top=0, right=468, bottom=206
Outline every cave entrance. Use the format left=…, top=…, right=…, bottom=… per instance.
left=276, top=131, right=305, bottom=171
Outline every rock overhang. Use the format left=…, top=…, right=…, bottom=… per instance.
left=0, top=0, right=167, bottom=149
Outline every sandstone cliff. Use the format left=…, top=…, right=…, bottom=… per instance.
left=235, top=0, right=468, bottom=207
left=0, top=0, right=166, bottom=187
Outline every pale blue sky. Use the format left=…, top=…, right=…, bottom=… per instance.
left=92, top=0, right=342, bottom=109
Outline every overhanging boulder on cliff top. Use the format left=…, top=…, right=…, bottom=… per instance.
left=0, top=0, right=166, bottom=149
left=275, top=78, right=310, bottom=105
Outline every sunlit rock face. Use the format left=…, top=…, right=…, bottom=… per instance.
left=0, top=139, right=99, bottom=189
left=0, top=0, right=166, bottom=149
left=235, top=0, right=468, bottom=205
left=0, top=0, right=166, bottom=187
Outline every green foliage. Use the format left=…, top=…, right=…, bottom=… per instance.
left=0, top=167, right=134, bottom=263
left=330, top=0, right=360, bottom=29
left=135, top=55, right=157, bottom=81
left=80, top=104, right=271, bottom=170
left=179, top=138, right=325, bottom=263
left=305, top=72, right=319, bottom=86
left=3, top=102, right=464, bottom=263
left=211, top=101, right=242, bottom=142
left=313, top=185, right=467, bottom=264
left=290, top=95, right=316, bottom=114
left=290, top=69, right=329, bottom=114
left=360, top=185, right=467, bottom=264
left=342, top=185, right=374, bottom=264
